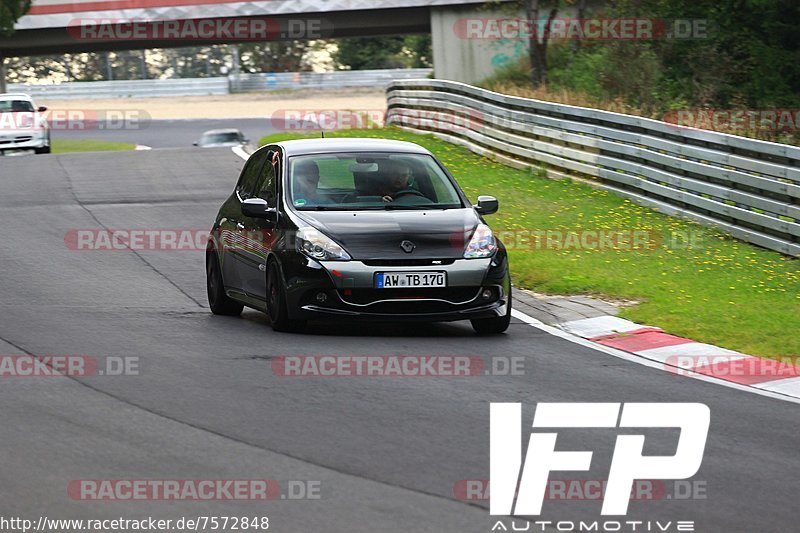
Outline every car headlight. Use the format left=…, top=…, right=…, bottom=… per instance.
left=296, top=226, right=351, bottom=261
left=464, top=223, right=497, bottom=259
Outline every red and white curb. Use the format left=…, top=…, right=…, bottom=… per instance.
left=511, top=310, right=800, bottom=404
left=561, top=315, right=800, bottom=393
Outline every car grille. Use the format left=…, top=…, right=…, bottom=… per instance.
left=340, top=287, right=480, bottom=306
left=361, top=258, right=456, bottom=267
left=0, top=136, right=33, bottom=145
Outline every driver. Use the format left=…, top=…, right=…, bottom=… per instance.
left=379, top=161, right=414, bottom=203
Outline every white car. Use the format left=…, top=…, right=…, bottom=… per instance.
left=0, top=93, right=51, bottom=154
left=194, top=128, right=249, bottom=148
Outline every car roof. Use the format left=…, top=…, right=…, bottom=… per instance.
left=202, top=128, right=242, bottom=135
left=0, top=94, right=34, bottom=101
left=269, top=138, right=432, bottom=157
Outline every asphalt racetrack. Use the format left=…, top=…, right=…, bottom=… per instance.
left=0, top=147, right=798, bottom=532
left=53, top=118, right=273, bottom=148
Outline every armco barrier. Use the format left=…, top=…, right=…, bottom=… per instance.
left=231, top=68, right=432, bottom=93
left=9, top=77, right=230, bottom=99
left=9, top=69, right=433, bottom=100
left=386, top=79, right=800, bottom=257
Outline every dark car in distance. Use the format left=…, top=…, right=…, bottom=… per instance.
left=206, top=138, right=511, bottom=334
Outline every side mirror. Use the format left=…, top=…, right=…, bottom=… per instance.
left=242, top=138, right=250, bottom=144
left=474, top=195, right=499, bottom=215
left=241, top=198, right=278, bottom=223
left=37, top=106, right=47, bottom=112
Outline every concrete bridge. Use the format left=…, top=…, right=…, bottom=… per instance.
left=2, top=0, right=522, bottom=88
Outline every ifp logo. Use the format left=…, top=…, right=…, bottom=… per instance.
left=490, top=403, right=709, bottom=516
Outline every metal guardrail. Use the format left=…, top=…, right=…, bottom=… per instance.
left=230, top=68, right=432, bottom=93
left=9, top=77, right=230, bottom=99
left=8, top=69, right=433, bottom=99
left=386, top=79, right=800, bottom=257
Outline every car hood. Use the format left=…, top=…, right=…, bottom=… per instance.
left=296, top=208, right=481, bottom=260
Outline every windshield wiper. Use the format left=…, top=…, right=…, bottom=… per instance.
left=298, top=204, right=460, bottom=211
left=300, top=205, right=381, bottom=211
left=383, top=204, right=459, bottom=210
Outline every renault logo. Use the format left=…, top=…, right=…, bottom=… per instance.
left=400, top=240, right=416, bottom=253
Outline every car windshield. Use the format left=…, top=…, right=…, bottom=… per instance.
left=0, top=100, right=35, bottom=113
left=201, top=132, right=240, bottom=144
left=288, top=152, right=464, bottom=210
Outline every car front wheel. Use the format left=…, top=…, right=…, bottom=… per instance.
left=266, top=261, right=306, bottom=333
left=206, top=251, right=243, bottom=316
left=34, top=133, right=51, bottom=154
left=471, top=287, right=511, bottom=334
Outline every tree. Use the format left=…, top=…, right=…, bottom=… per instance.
left=401, top=34, right=433, bottom=68
left=333, top=36, right=432, bottom=70
left=1, top=0, right=32, bottom=91
left=238, top=41, right=312, bottom=73
left=1, top=0, right=30, bottom=35
left=525, top=0, right=559, bottom=87
left=612, top=0, right=800, bottom=108
left=488, top=0, right=590, bottom=87
left=485, top=0, right=560, bottom=87
left=334, top=37, right=406, bottom=70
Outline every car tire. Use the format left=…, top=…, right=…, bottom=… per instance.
left=266, top=261, right=306, bottom=333
left=206, top=251, right=243, bottom=316
left=471, top=287, right=511, bottom=335
left=34, top=132, right=51, bottom=154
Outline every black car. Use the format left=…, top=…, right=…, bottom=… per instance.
left=206, top=138, right=511, bottom=334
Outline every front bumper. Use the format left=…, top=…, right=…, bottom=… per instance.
left=0, top=131, right=47, bottom=151
left=281, top=253, right=510, bottom=322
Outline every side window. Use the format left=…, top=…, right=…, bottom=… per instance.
left=236, top=151, right=269, bottom=200
left=254, top=151, right=279, bottom=207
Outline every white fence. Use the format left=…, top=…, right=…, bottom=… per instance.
left=8, top=68, right=433, bottom=99
left=231, top=68, right=432, bottom=93
left=386, top=79, right=800, bottom=257
left=9, top=77, right=230, bottom=99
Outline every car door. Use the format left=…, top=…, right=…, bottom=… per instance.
left=239, top=148, right=281, bottom=300
left=222, top=149, right=269, bottom=292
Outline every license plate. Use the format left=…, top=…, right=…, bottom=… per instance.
left=375, top=272, right=446, bottom=289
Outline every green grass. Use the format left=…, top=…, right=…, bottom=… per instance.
left=261, top=128, right=800, bottom=359
left=52, top=139, right=137, bottom=153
